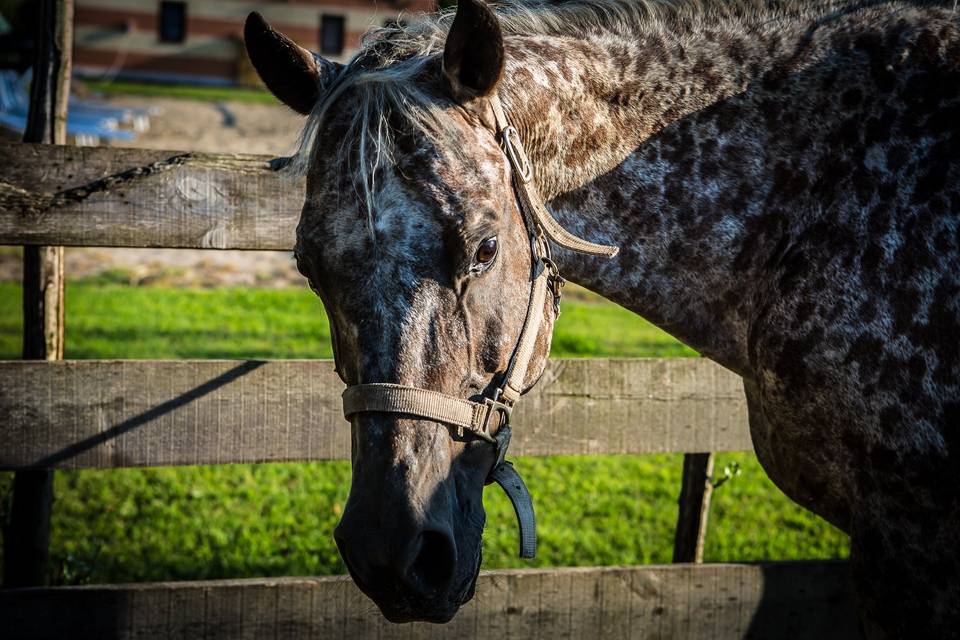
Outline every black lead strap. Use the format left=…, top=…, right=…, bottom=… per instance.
left=485, top=425, right=537, bottom=559
left=490, top=462, right=538, bottom=559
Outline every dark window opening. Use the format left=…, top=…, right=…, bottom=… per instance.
left=158, top=1, right=186, bottom=43
left=320, top=15, right=344, bottom=55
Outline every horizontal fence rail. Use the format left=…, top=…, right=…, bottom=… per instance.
left=1, top=563, right=857, bottom=640
left=0, top=358, right=750, bottom=470
left=0, top=143, right=302, bottom=250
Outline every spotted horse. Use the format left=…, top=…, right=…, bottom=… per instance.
left=244, top=0, right=960, bottom=636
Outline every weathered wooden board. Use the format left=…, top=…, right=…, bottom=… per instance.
left=0, top=563, right=858, bottom=640
left=0, top=358, right=750, bottom=469
left=0, top=143, right=302, bottom=250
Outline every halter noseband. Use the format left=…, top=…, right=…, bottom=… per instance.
left=341, top=94, right=619, bottom=559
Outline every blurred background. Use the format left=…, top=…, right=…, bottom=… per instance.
left=0, top=0, right=848, bottom=587
left=2, top=0, right=435, bottom=84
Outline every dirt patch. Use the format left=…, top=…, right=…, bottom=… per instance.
left=2, top=96, right=309, bottom=287
left=98, top=96, right=304, bottom=156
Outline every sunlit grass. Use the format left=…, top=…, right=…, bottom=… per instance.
left=81, top=79, right=278, bottom=105
left=0, top=282, right=691, bottom=359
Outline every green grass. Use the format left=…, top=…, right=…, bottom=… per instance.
left=82, top=79, right=280, bottom=105
left=0, top=282, right=695, bottom=360
left=0, top=281, right=847, bottom=585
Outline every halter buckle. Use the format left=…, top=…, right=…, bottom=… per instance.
left=542, top=257, right=566, bottom=314
left=549, top=273, right=566, bottom=314
left=500, top=125, right=533, bottom=184
left=481, top=395, right=512, bottom=442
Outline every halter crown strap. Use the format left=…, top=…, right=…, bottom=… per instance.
left=488, top=94, right=620, bottom=259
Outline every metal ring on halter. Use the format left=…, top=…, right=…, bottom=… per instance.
left=480, top=394, right=512, bottom=442
left=501, top=125, right=533, bottom=184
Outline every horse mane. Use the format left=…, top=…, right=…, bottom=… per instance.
left=289, top=0, right=950, bottom=231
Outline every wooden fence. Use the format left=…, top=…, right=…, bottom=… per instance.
left=2, top=564, right=856, bottom=639
left=0, top=358, right=750, bottom=468
left=0, top=140, right=858, bottom=638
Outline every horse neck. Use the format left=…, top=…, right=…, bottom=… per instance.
left=500, top=17, right=816, bottom=375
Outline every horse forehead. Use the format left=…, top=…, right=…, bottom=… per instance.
left=408, top=112, right=511, bottom=199
left=297, top=98, right=515, bottom=279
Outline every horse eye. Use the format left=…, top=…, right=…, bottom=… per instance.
left=475, top=236, right=498, bottom=265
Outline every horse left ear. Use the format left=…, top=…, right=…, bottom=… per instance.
left=442, top=0, right=505, bottom=102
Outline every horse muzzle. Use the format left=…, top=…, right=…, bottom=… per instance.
left=335, top=520, right=470, bottom=623
left=334, top=413, right=490, bottom=622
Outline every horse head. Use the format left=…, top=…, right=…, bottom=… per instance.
left=246, top=0, right=558, bottom=622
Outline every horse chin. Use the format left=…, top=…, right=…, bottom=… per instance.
left=379, top=606, right=458, bottom=625
left=358, top=547, right=483, bottom=624
left=373, top=582, right=474, bottom=624
left=458, top=547, right=483, bottom=606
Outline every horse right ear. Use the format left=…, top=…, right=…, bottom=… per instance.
left=244, top=12, right=341, bottom=115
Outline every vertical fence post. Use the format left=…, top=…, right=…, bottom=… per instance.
left=3, top=0, right=72, bottom=588
left=672, top=452, right=715, bottom=563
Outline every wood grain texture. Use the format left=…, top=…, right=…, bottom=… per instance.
left=0, top=143, right=302, bottom=250
left=0, top=563, right=858, bottom=639
left=0, top=358, right=750, bottom=469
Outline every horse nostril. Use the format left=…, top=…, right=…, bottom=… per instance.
left=408, top=529, right=456, bottom=594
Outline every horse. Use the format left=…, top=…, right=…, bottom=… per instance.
left=243, top=0, right=960, bottom=635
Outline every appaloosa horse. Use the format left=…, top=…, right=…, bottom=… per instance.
left=244, top=0, right=959, bottom=635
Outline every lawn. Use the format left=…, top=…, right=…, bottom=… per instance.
left=81, top=79, right=280, bottom=106
left=0, top=280, right=849, bottom=585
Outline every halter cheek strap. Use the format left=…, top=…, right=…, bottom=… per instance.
left=340, top=93, right=618, bottom=559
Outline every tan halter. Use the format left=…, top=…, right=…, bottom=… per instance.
left=342, top=93, right=619, bottom=558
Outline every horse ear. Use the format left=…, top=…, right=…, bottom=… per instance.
left=442, top=0, right=505, bottom=102
left=244, top=12, right=341, bottom=115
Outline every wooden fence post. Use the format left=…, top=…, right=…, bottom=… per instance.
left=672, top=452, right=715, bottom=563
left=3, top=0, right=71, bottom=588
